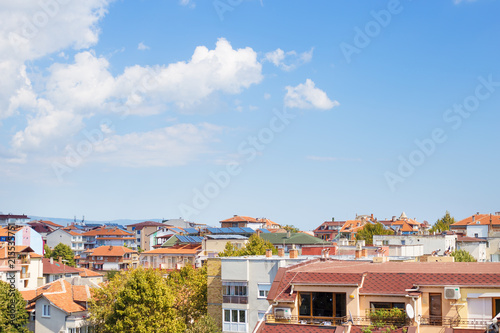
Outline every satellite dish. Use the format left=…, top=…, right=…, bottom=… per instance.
left=406, top=304, right=415, bottom=319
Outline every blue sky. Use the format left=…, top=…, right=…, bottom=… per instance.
left=1, top=0, right=499, bottom=229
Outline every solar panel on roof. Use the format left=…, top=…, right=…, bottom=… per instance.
left=207, top=227, right=219, bottom=234
left=257, top=229, right=270, bottom=233
left=242, top=227, right=256, bottom=233
left=228, top=227, right=240, bottom=233
left=184, top=228, right=197, bottom=234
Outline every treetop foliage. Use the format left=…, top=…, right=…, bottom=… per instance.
left=218, top=234, right=277, bottom=257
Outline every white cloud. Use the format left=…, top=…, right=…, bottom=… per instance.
left=179, top=0, right=195, bottom=8
left=138, top=42, right=150, bottom=50
left=0, top=1, right=112, bottom=119
left=264, top=93, right=271, bottom=100
left=284, top=79, right=339, bottom=110
left=264, top=47, right=313, bottom=71
left=9, top=38, right=263, bottom=157
left=92, top=123, right=221, bottom=167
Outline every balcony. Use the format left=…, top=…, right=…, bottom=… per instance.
left=20, top=272, right=30, bottom=279
left=222, top=295, right=248, bottom=304
left=419, top=316, right=491, bottom=330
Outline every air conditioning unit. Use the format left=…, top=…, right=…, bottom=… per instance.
left=444, top=286, right=461, bottom=299
left=274, top=307, right=291, bottom=319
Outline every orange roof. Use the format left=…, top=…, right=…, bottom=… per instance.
left=68, top=231, right=82, bottom=236
left=37, top=220, right=64, bottom=228
left=452, top=213, right=500, bottom=226
left=400, top=222, right=415, bottom=232
left=391, top=218, right=421, bottom=226
left=75, top=267, right=103, bottom=277
left=141, top=245, right=201, bottom=255
left=82, top=226, right=133, bottom=237
left=25, top=279, right=91, bottom=314
left=340, top=220, right=366, bottom=233
left=258, top=218, right=280, bottom=227
left=0, top=226, right=23, bottom=236
left=220, top=215, right=258, bottom=223
left=87, top=245, right=137, bottom=257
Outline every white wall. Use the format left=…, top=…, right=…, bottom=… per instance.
left=373, top=235, right=456, bottom=255
left=466, top=225, right=489, bottom=238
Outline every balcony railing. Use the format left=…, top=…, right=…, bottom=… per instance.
left=222, top=295, right=248, bottom=304
left=419, top=316, right=491, bottom=329
left=265, top=315, right=344, bottom=326
left=20, top=272, right=30, bottom=279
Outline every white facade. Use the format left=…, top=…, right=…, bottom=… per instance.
left=34, top=297, right=90, bottom=333
left=457, top=241, right=487, bottom=262
left=373, top=234, right=457, bottom=255
left=219, top=256, right=312, bottom=333
left=466, top=225, right=489, bottom=238
left=387, top=244, right=424, bottom=257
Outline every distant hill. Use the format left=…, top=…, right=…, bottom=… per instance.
left=28, top=216, right=162, bottom=227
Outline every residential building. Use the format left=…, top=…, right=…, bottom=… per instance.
left=220, top=215, right=279, bottom=231
left=46, top=228, right=86, bottom=256
left=126, top=220, right=167, bottom=251
left=259, top=232, right=330, bottom=253
left=260, top=259, right=500, bottom=332
left=162, top=217, right=201, bottom=229
left=28, top=222, right=58, bottom=246
left=450, top=212, right=500, bottom=236
left=207, top=250, right=314, bottom=333
left=0, top=225, right=44, bottom=255
left=139, top=244, right=201, bottom=269
left=78, top=245, right=138, bottom=271
left=149, top=226, right=187, bottom=249
left=42, top=257, right=81, bottom=283
left=0, top=242, right=43, bottom=290
left=0, top=213, right=30, bottom=226
left=456, top=235, right=488, bottom=262
left=74, top=267, right=104, bottom=286
left=22, top=279, right=94, bottom=333
left=200, top=234, right=249, bottom=258
left=373, top=234, right=457, bottom=255
left=81, top=226, right=136, bottom=250
left=313, top=219, right=346, bottom=241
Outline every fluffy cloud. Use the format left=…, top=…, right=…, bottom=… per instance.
left=137, top=42, right=150, bottom=50
left=10, top=38, right=262, bottom=157
left=284, top=79, right=339, bottom=110
left=264, top=48, right=313, bottom=71
left=92, top=123, right=221, bottom=167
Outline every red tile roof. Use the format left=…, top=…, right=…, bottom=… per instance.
left=25, top=279, right=91, bottom=314
left=42, top=258, right=80, bottom=275
left=268, top=259, right=500, bottom=302
left=255, top=323, right=337, bottom=333
left=452, top=213, right=500, bottom=226
left=87, top=245, right=137, bottom=257
left=220, top=215, right=258, bottom=223
left=82, top=226, right=133, bottom=237
left=74, top=267, right=103, bottom=277
left=141, top=245, right=201, bottom=255
left=35, top=220, right=64, bottom=228
left=339, top=220, right=366, bottom=233
left=126, top=221, right=166, bottom=230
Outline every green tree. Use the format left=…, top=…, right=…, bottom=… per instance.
left=186, top=315, right=221, bottom=333
left=0, top=280, right=29, bottom=333
left=43, top=244, right=52, bottom=258
left=282, top=225, right=300, bottom=233
left=451, top=249, right=477, bottom=262
left=355, top=222, right=394, bottom=245
left=50, top=243, right=76, bottom=267
left=165, top=265, right=208, bottom=327
left=219, top=234, right=277, bottom=257
left=89, top=268, right=185, bottom=333
left=429, top=211, right=455, bottom=233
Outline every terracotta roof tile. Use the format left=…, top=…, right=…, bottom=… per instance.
left=141, top=245, right=201, bottom=255
left=255, top=323, right=337, bottom=333
left=42, top=258, right=80, bottom=275
left=220, top=215, right=258, bottom=223
left=74, top=267, right=103, bottom=277
left=26, top=279, right=91, bottom=314
left=82, top=226, right=133, bottom=237
left=87, top=245, right=137, bottom=257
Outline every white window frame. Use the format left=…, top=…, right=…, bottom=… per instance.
left=222, top=281, right=248, bottom=296
left=42, top=304, right=50, bottom=317
left=223, top=309, right=247, bottom=332
left=257, top=283, right=271, bottom=298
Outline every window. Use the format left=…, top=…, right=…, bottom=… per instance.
left=258, top=311, right=266, bottom=321
left=298, top=292, right=346, bottom=319
left=223, top=309, right=247, bottom=332
left=223, top=282, right=247, bottom=296
left=42, top=304, right=50, bottom=317
left=258, top=284, right=271, bottom=298
left=223, top=281, right=248, bottom=304
left=370, top=302, right=405, bottom=309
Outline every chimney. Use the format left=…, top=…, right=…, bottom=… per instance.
left=472, top=215, right=475, bottom=222
left=392, top=216, right=396, bottom=222
left=495, top=212, right=500, bottom=216
left=278, top=248, right=284, bottom=257
left=332, top=217, right=335, bottom=222
left=290, top=248, right=298, bottom=259
left=50, top=257, right=53, bottom=264
left=58, top=256, right=62, bottom=264
left=371, top=213, right=374, bottom=220
left=265, top=249, right=272, bottom=258
left=286, top=231, right=291, bottom=239
left=109, top=245, right=113, bottom=251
